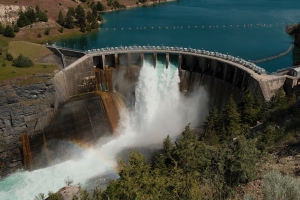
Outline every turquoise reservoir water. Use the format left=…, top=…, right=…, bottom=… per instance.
left=55, top=0, right=300, bottom=72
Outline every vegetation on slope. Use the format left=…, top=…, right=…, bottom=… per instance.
left=0, top=38, right=58, bottom=81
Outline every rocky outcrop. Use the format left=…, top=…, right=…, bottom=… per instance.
left=0, top=4, right=26, bottom=25
left=0, top=74, right=55, bottom=177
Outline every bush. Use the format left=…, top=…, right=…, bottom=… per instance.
left=86, top=24, right=91, bottom=32
left=37, top=33, right=41, bottom=38
left=3, top=25, right=15, bottom=37
left=6, top=53, right=13, bottom=61
left=14, top=24, right=19, bottom=32
left=13, top=54, right=34, bottom=68
left=263, top=170, right=300, bottom=200
left=44, top=28, right=50, bottom=35
left=64, top=176, right=73, bottom=186
left=0, top=48, right=2, bottom=55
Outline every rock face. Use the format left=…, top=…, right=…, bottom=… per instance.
left=0, top=74, right=55, bottom=177
left=0, top=4, right=26, bottom=25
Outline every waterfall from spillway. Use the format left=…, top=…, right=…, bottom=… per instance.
left=0, top=59, right=208, bottom=200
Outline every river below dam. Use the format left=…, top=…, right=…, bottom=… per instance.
left=55, top=0, right=300, bottom=73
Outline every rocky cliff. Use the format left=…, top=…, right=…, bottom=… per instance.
left=0, top=74, right=55, bottom=177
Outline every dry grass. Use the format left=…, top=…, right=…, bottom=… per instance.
left=0, top=37, right=59, bottom=81
left=8, top=41, right=52, bottom=60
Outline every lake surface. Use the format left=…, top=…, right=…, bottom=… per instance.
left=55, top=0, right=300, bottom=72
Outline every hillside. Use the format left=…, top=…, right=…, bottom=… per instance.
left=0, top=0, right=173, bottom=42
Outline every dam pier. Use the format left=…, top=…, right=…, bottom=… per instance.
left=1, top=45, right=300, bottom=175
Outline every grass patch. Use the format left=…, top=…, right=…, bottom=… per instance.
left=8, top=41, right=52, bottom=61
left=0, top=63, right=58, bottom=81
left=0, top=37, right=59, bottom=81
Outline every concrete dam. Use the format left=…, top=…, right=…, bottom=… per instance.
left=1, top=46, right=300, bottom=175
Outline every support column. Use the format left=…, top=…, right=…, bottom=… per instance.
left=178, top=54, right=182, bottom=70
left=199, top=57, right=206, bottom=73
left=114, top=53, right=119, bottom=69
left=166, top=53, right=169, bottom=69
left=232, top=68, right=238, bottom=85
left=223, top=63, right=228, bottom=81
left=140, top=53, right=144, bottom=67
left=153, top=53, right=157, bottom=68
left=211, top=59, right=217, bottom=77
left=241, top=72, right=247, bottom=90
left=102, top=55, right=106, bottom=70
left=127, top=53, right=131, bottom=68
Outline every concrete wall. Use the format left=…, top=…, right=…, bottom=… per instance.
left=52, top=55, right=95, bottom=109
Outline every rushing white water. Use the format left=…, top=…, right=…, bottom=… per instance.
left=0, top=59, right=208, bottom=200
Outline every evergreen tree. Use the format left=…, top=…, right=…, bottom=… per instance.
left=57, top=11, right=64, bottom=25
left=223, top=136, right=260, bottom=187
left=203, top=106, right=220, bottom=145
left=173, top=124, right=211, bottom=174
left=86, top=11, right=93, bottom=23
left=67, top=7, right=75, bottom=17
left=75, top=5, right=86, bottom=26
left=13, top=54, right=34, bottom=67
left=222, top=96, right=241, bottom=138
left=240, top=90, right=257, bottom=126
left=38, top=11, right=48, bottom=22
left=92, top=6, right=98, bottom=18
left=86, top=24, right=91, bottom=32
left=3, top=25, right=15, bottom=37
left=97, top=14, right=103, bottom=22
left=91, top=17, right=99, bottom=29
left=17, top=12, right=31, bottom=27
left=0, top=22, right=4, bottom=34
left=270, top=87, right=287, bottom=109
left=254, top=91, right=266, bottom=122
left=35, top=5, right=40, bottom=18
left=64, top=14, right=74, bottom=29
left=96, top=2, right=105, bottom=11
left=26, top=8, right=36, bottom=23
left=80, top=24, right=86, bottom=32
left=14, top=24, right=19, bottom=33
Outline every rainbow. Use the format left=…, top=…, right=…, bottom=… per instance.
left=63, top=140, right=120, bottom=177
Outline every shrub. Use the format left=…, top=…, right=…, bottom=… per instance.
left=64, top=176, right=73, bottom=186
left=86, top=24, right=91, bottom=32
left=44, top=28, right=50, bottom=35
left=263, top=170, right=300, bottom=200
left=14, top=24, right=19, bottom=32
left=37, top=33, right=41, bottom=38
left=0, top=22, right=4, bottom=34
left=0, top=48, right=2, bottom=55
left=6, top=53, right=13, bottom=61
left=13, top=54, right=34, bottom=68
left=3, top=25, right=15, bottom=37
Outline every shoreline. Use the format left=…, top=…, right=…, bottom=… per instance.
left=27, top=0, right=177, bottom=44
left=100, top=0, right=178, bottom=13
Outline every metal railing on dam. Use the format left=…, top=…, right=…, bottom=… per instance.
left=46, top=44, right=267, bottom=75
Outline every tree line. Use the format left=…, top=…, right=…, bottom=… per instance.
left=57, top=4, right=104, bottom=33
left=0, top=5, right=47, bottom=38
